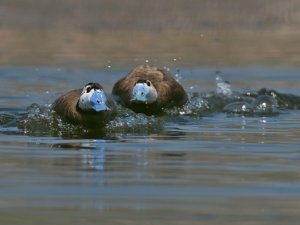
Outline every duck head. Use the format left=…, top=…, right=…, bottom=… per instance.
left=131, top=79, right=158, bottom=104
left=78, top=83, right=111, bottom=112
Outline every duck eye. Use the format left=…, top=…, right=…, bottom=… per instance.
left=146, top=81, right=151, bottom=86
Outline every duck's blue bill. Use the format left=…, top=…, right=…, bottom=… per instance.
left=90, top=91, right=111, bottom=111
left=131, top=84, right=149, bottom=103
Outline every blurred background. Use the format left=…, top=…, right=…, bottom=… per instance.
left=1, top=0, right=300, bottom=69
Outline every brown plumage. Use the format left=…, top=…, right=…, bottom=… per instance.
left=112, top=65, right=188, bottom=115
left=52, top=85, right=115, bottom=128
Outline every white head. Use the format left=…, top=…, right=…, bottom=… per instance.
left=78, top=83, right=111, bottom=112
left=131, top=79, right=158, bottom=104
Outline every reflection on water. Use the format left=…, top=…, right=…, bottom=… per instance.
left=1, top=67, right=300, bottom=224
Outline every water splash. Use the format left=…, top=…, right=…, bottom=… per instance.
left=16, top=103, right=165, bottom=137
left=106, top=106, right=164, bottom=134
left=174, top=68, right=183, bottom=83
left=223, top=102, right=254, bottom=114
left=18, top=103, right=83, bottom=136
left=253, top=95, right=278, bottom=114
left=3, top=69, right=300, bottom=137
left=215, top=71, right=233, bottom=96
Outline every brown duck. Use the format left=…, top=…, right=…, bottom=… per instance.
left=52, top=82, right=115, bottom=128
left=112, top=65, right=187, bottom=115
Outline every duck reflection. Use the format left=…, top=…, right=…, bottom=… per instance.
left=52, top=138, right=188, bottom=182
left=80, top=140, right=106, bottom=171
left=52, top=139, right=106, bottom=171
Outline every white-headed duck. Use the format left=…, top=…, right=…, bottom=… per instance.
left=52, top=82, right=115, bottom=128
left=112, top=65, right=187, bottom=115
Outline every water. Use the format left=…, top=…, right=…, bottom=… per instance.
left=1, top=67, right=300, bottom=224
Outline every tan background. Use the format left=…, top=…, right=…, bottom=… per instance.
left=1, top=0, right=300, bottom=69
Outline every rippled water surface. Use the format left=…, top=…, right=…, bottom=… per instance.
left=1, top=67, right=300, bottom=224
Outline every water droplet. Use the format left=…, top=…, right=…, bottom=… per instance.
left=106, top=60, right=112, bottom=69
left=216, top=74, right=232, bottom=96
left=163, top=66, right=170, bottom=72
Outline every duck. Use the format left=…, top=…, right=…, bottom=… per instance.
left=112, top=65, right=188, bottom=115
left=52, top=82, right=115, bottom=128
